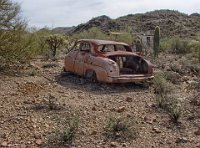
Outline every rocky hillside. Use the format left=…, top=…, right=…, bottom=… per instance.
left=53, top=10, right=200, bottom=37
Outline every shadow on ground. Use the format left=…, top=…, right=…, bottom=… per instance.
left=55, top=72, right=150, bottom=95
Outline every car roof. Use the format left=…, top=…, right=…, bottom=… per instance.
left=78, top=39, right=130, bottom=46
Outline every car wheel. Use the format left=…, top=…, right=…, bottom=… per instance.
left=85, top=70, right=97, bottom=82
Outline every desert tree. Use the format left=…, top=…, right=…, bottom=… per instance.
left=45, top=34, right=65, bottom=57
left=0, top=0, right=37, bottom=65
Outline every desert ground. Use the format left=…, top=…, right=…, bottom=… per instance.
left=0, top=53, right=200, bottom=148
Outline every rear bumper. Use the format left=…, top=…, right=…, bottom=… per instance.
left=106, top=75, right=154, bottom=83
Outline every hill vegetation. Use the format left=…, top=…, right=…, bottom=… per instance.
left=53, top=10, right=200, bottom=38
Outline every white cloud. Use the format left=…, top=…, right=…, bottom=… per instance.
left=13, top=0, right=200, bottom=28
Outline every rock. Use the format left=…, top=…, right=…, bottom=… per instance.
left=194, top=128, right=200, bottom=135
left=182, top=76, right=189, bottom=82
left=91, top=130, right=97, bottom=135
left=126, top=97, right=132, bottom=102
left=176, top=137, right=188, bottom=143
left=116, top=106, right=126, bottom=113
left=144, top=116, right=154, bottom=124
left=0, top=132, right=6, bottom=138
left=35, top=139, right=43, bottom=145
left=110, top=142, right=118, bottom=147
left=187, top=80, right=200, bottom=89
left=1, top=141, right=8, bottom=147
left=122, top=143, right=128, bottom=147
left=152, top=127, right=161, bottom=133
left=92, top=106, right=97, bottom=111
left=165, top=65, right=171, bottom=71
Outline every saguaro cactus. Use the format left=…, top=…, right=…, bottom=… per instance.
left=153, top=26, right=160, bottom=59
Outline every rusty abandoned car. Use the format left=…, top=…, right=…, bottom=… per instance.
left=64, top=39, right=154, bottom=83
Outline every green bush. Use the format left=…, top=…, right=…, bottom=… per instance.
left=73, top=26, right=135, bottom=45
left=73, top=27, right=108, bottom=40
left=49, top=115, right=79, bottom=145
left=153, top=73, right=172, bottom=95
left=104, top=116, right=138, bottom=141
left=45, top=34, right=65, bottom=57
left=168, top=104, right=182, bottom=124
left=160, top=37, right=191, bottom=54
left=189, top=40, right=200, bottom=63
left=0, top=0, right=41, bottom=65
left=156, top=95, right=182, bottom=124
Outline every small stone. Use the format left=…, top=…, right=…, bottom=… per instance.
left=152, top=127, right=161, bottom=133
left=126, top=97, right=132, bottom=102
left=91, top=130, right=97, bottom=135
left=182, top=76, right=189, bottom=82
left=176, top=137, right=188, bottom=143
left=92, top=106, right=97, bottom=111
left=110, top=142, right=118, bottom=147
left=122, top=143, right=127, bottom=147
left=35, top=139, right=43, bottom=145
left=116, top=106, right=126, bottom=113
left=1, top=141, right=8, bottom=147
left=34, top=134, right=41, bottom=139
left=0, top=132, right=6, bottom=139
left=194, top=128, right=200, bottom=135
left=127, top=113, right=131, bottom=118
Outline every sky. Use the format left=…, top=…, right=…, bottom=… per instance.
left=13, top=0, right=200, bottom=28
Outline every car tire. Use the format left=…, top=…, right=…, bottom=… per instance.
left=85, top=70, right=97, bottom=82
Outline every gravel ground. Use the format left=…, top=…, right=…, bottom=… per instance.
left=0, top=54, right=199, bottom=148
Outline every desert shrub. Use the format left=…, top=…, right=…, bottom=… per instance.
left=110, top=25, right=135, bottom=45
left=49, top=115, right=79, bottom=145
left=188, top=40, right=200, bottom=63
left=156, top=95, right=178, bottom=110
left=73, top=26, right=135, bottom=45
left=29, top=68, right=38, bottom=76
left=48, top=94, right=62, bottom=110
left=190, top=93, right=200, bottom=106
left=104, top=116, right=138, bottom=141
left=73, top=27, right=108, bottom=40
left=45, top=34, right=65, bottom=57
left=59, top=116, right=79, bottom=144
left=160, top=37, right=191, bottom=54
left=153, top=73, right=172, bottom=95
left=0, top=0, right=41, bottom=66
left=156, top=95, right=182, bottom=123
left=112, top=32, right=134, bottom=45
left=168, top=103, right=182, bottom=124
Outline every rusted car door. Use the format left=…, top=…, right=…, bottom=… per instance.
left=74, top=42, right=91, bottom=76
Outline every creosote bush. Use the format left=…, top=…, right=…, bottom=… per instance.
left=156, top=95, right=182, bottom=124
left=153, top=73, right=172, bottom=95
left=0, top=0, right=41, bottom=65
left=153, top=73, right=182, bottom=124
left=60, top=116, right=79, bottom=144
left=160, top=37, right=190, bottom=54
left=104, top=116, right=138, bottom=141
left=49, top=115, right=79, bottom=145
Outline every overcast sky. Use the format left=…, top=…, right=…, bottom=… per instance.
left=13, top=0, right=200, bottom=28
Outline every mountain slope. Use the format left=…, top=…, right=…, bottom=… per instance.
left=53, top=10, right=200, bottom=37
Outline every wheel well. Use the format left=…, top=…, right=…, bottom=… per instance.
left=85, top=69, right=97, bottom=79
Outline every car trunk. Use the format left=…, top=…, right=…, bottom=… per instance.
left=108, top=55, right=149, bottom=75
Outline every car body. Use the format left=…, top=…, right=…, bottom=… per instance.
left=64, top=39, right=154, bottom=83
